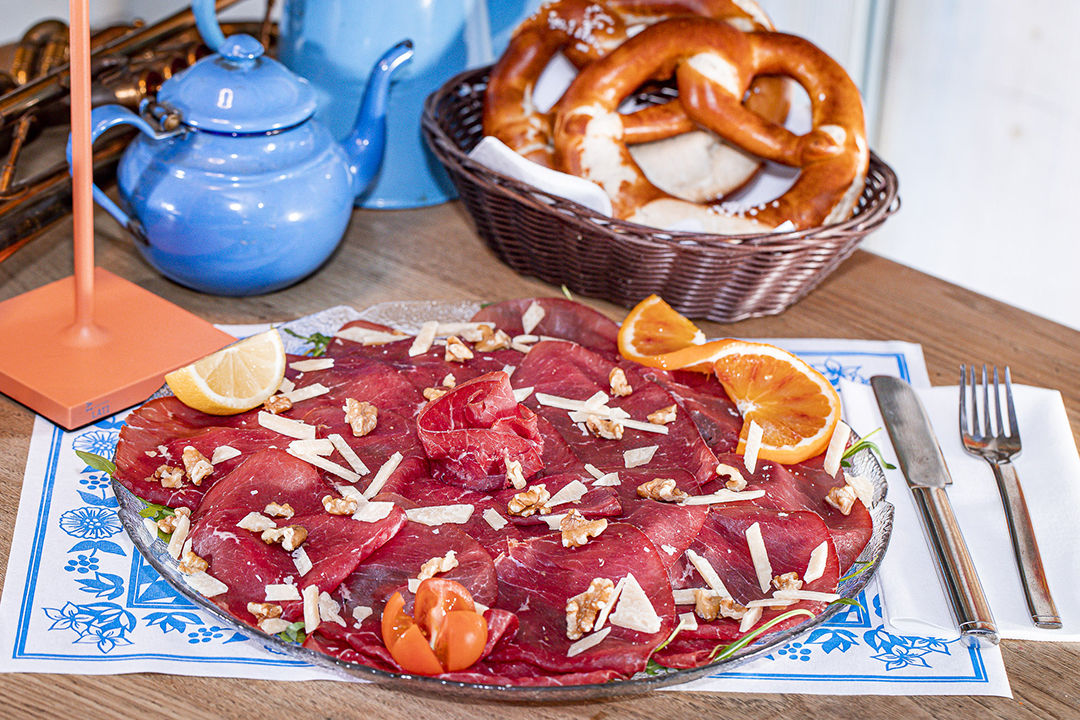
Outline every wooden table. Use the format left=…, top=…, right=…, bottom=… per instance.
left=1, top=200, right=1078, bottom=719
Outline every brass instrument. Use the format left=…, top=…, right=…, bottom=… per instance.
left=0, top=0, right=272, bottom=262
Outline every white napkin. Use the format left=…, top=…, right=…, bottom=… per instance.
left=842, top=380, right=1080, bottom=641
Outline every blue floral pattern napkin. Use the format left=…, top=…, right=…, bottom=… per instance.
left=0, top=328, right=1010, bottom=695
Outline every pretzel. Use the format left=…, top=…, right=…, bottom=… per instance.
left=553, top=17, right=869, bottom=233
left=483, top=0, right=788, bottom=201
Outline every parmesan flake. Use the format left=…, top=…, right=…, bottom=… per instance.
left=327, top=433, right=370, bottom=475
left=289, top=358, right=334, bottom=372
left=258, top=411, right=317, bottom=440
left=743, top=420, right=763, bottom=474
left=482, top=508, right=509, bottom=530
left=823, top=421, right=851, bottom=476
left=292, top=546, right=313, bottom=577
left=211, top=445, right=241, bottom=464
left=302, top=584, right=321, bottom=633
left=265, top=583, right=301, bottom=602
left=804, top=541, right=830, bottom=583
left=283, top=382, right=330, bottom=404
left=363, top=452, right=403, bottom=499
left=546, top=480, right=588, bottom=507
left=512, top=386, right=535, bottom=403
left=184, top=571, right=228, bottom=598
left=593, top=576, right=626, bottom=632
left=404, top=504, right=474, bottom=526
left=287, top=438, right=334, bottom=456
left=607, top=573, right=661, bottom=634
left=739, top=605, right=764, bottom=632
left=681, top=489, right=766, bottom=505
left=409, top=321, right=439, bottom=357
left=745, top=522, right=773, bottom=593
left=567, top=627, right=611, bottom=657
left=352, top=501, right=395, bottom=523
left=623, top=445, right=658, bottom=469
left=773, top=589, right=841, bottom=602
left=685, top=549, right=730, bottom=597
left=166, top=513, right=190, bottom=559
left=286, top=449, right=361, bottom=483
left=352, top=606, right=373, bottom=627
left=521, top=301, right=545, bottom=335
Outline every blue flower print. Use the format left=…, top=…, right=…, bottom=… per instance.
left=78, top=473, right=111, bottom=492
left=775, top=642, right=813, bottom=662
left=188, top=626, right=227, bottom=644
left=64, top=554, right=99, bottom=574
left=870, top=643, right=933, bottom=671
left=72, top=429, right=119, bottom=457
left=43, top=602, right=136, bottom=654
left=59, top=507, right=122, bottom=539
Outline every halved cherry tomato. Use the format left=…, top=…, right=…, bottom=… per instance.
left=380, top=578, right=488, bottom=675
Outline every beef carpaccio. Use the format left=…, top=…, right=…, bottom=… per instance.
left=114, top=298, right=874, bottom=686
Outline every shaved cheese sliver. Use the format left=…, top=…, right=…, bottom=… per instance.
left=292, top=546, right=313, bottom=577
left=184, top=571, right=228, bottom=598
left=743, top=419, right=763, bottom=474
left=582, top=391, right=609, bottom=410
left=352, top=501, right=394, bottom=523
left=289, top=358, right=334, bottom=372
left=773, top=589, right=841, bottom=602
left=535, top=393, right=592, bottom=412
left=672, top=587, right=716, bottom=605
left=363, top=452, right=402, bottom=499
left=435, top=321, right=493, bottom=336
left=407, top=578, right=421, bottom=594
left=844, top=471, right=874, bottom=508
left=482, top=508, right=508, bottom=530
left=823, top=421, right=851, bottom=476
left=265, top=583, right=301, bottom=601
left=593, top=576, right=626, bottom=632
left=352, top=606, right=373, bottom=626
left=745, top=598, right=797, bottom=608
left=566, top=627, right=611, bottom=658
left=282, top=382, right=330, bottom=404
left=567, top=411, right=670, bottom=434
left=277, top=376, right=295, bottom=394
left=287, top=438, right=334, bottom=456
left=409, top=321, right=439, bottom=357
left=540, top=513, right=568, bottom=530
left=546, top=480, right=588, bottom=507
left=211, top=445, right=241, bottom=464
left=739, top=605, right=764, bottom=632
left=327, top=433, right=370, bottom=475
left=337, top=484, right=365, bottom=502
left=804, top=541, right=830, bottom=583
left=677, top=612, right=699, bottom=632
left=287, top=449, right=361, bottom=483
left=685, top=549, right=730, bottom=597
left=607, top=572, right=661, bottom=634
left=474, top=602, right=489, bottom=615
left=335, top=326, right=407, bottom=345
left=258, top=411, right=317, bottom=440
left=302, top=584, right=320, bottom=634
left=592, top=472, right=621, bottom=487
left=405, top=504, right=474, bottom=526
left=141, top=517, right=159, bottom=541
left=745, top=522, right=773, bottom=593
left=623, top=445, right=658, bottom=469
left=583, top=464, right=605, bottom=480
left=513, top=386, right=535, bottom=403
left=521, top=301, right=545, bottom=335
left=681, top=489, right=765, bottom=505
left=319, top=592, right=347, bottom=627
left=237, top=512, right=275, bottom=532
left=166, top=513, right=190, bottom=559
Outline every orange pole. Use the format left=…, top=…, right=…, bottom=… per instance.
left=69, top=0, right=94, bottom=331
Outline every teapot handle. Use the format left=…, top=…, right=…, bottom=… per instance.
left=66, top=105, right=178, bottom=234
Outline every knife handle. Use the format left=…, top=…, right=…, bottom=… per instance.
left=911, top=485, right=999, bottom=646
left=989, top=460, right=1062, bottom=629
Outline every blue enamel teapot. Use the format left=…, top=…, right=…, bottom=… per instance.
left=72, top=0, right=412, bottom=295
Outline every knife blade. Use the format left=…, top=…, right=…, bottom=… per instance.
left=871, top=375, right=999, bottom=646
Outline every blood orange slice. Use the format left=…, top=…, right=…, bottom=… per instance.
left=617, top=294, right=705, bottom=366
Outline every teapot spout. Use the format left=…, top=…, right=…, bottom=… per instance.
left=343, top=40, right=414, bottom=197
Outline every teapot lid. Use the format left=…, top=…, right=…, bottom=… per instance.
left=157, top=34, right=318, bottom=134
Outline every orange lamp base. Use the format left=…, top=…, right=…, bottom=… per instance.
left=0, top=267, right=235, bottom=430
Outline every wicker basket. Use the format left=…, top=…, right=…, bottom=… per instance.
left=422, top=67, right=900, bottom=323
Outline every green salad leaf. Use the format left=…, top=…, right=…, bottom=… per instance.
left=281, top=327, right=333, bottom=357
left=75, top=450, right=116, bottom=477
left=840, top=428, right=896, bottom=470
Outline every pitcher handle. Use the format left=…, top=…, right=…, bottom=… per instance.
left=66, top=104, right=177, bottom=233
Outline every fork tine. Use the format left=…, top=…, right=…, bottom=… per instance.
left=1005, top=366, right=1020, bottom=441
left=992, top=366, right=1004, bottom=437
left=959, top=365, right=968, bottom=436
left=968, top=364, right=979, bottom=436
left=981, top=364, right=992, bottom=437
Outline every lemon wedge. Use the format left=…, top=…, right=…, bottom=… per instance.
left=164, top=329, right=286, bottom=415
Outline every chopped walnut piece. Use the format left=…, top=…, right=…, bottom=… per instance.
left=772, top=572, right=804, bottom=592
left=565, top=578, right=616, bottom=640
left=636, top=478, right=688, bottom=503
left=321, top=494, right=359, bottom=516
left=156, top=506, right=192, bottom=534
left=441, top=373, right=456, bottom=388
left=825, top=484, right=857, bottom=515
left=423, top=386, right=448, bottom=401
left=151, top=464, right=184, bottom=489
left=178, top=550, right=209, bottom=575
left=261, top=524, right=308, bottom=552
left=444, top=336, right=474, bottom=363
left=418, top=550, right=459, bottom=581
left=474, top=326, right=512, bottom=352
left=694, top=589, right=748, bottom=621
left=608, top=367, right=632, bottom=397
left=181, top=446, right=213, bottom=486
left=505, top=458, right=526, bottom=489
left=647, top=404, right=677, bottom=425
left=560, top=509, right=608, bottom=548
left=716, top=463, right=748, bottom=491
left=343, top=398, right=378, bottom=437
left=264, top=501, right=295, bottom=519
left=247, top=602, right=283, bottom=624
left=507, top=484, right=551, bottom=517
left=263, top=394, right=293, bottom=415
left=585, top=414, right=624, bottom=440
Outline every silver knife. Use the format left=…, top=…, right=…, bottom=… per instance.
left=871, top=375, right=999, bottom=646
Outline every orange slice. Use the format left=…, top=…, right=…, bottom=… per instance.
left=617, top=294, right=706, bottom=367
left=710, top=340, right=841, bottom=464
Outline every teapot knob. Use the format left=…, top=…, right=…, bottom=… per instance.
left=219, top=34, right=264, bottom=66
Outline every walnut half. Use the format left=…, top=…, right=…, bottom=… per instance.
left=608, top=367, right=632, bottom=397
left=263, top=394, right=293, bottom=415
left=445, top=336, right=474, bottom=363
left=151, top=464, right=184, bottom=489
left=694, top=589, right=748, bottom=622
left=636, top=478, right=688, bottom=503
left=156, top=506, right=191, bottom=534
left=261, top=524, right=308, bottom=552
left=343, top=398, right=378, bottom=437
left=178, top=550, right=209, bottom=575
left=474, top=326, right=511, bottom=352
left=585, top=414, right=624, bottom=440
left=647, top=404, right=677, bottom=425
left=565, top=578, right=615, bottom=640
left=560, top=509, right=608, bottom=548
left=322, top=494, right=359, bottom=516
left=825, top=484, right=857, bottom=515
left=507, top=484, right=550, bottom=517
left=772, top=572, right=804, bottom=592
left=181, top=446, right=213, bottom=486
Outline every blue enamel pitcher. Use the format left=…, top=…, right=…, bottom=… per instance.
left=72, top=0, right=412, bottom=296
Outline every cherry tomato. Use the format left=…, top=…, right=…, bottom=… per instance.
left=380, top=578, right=488, bottom=675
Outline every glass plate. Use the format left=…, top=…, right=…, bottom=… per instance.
left=113, top=301, right=895, bottom=701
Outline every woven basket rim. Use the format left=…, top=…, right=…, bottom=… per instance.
left=422, top=65, right=900, bottom=253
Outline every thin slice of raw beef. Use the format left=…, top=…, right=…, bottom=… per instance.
left=471, top=298, right=620, bottom=357
left=638, top=368, right=743, bottom=455
left=416, top=372, right=544, bottom=491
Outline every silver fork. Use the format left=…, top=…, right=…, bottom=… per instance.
left=959, top=365, right=1061, bottom=629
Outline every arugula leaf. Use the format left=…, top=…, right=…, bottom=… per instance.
left=828, top=597, right=864, bottom=610
left=840, top=429, right=896, bottom=470
left=644, top=657, right=668, bottom=675
left=560, top=285, right=574, bottom=301
left=75, top=450, right=116, bottom=477
left=278, top=620, right=307, bottom=644
left=281, top=327, right=332, bottom=357
left=138, top=502, right=176, bottom=521
left=707, top=608, right=816, bottom=662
